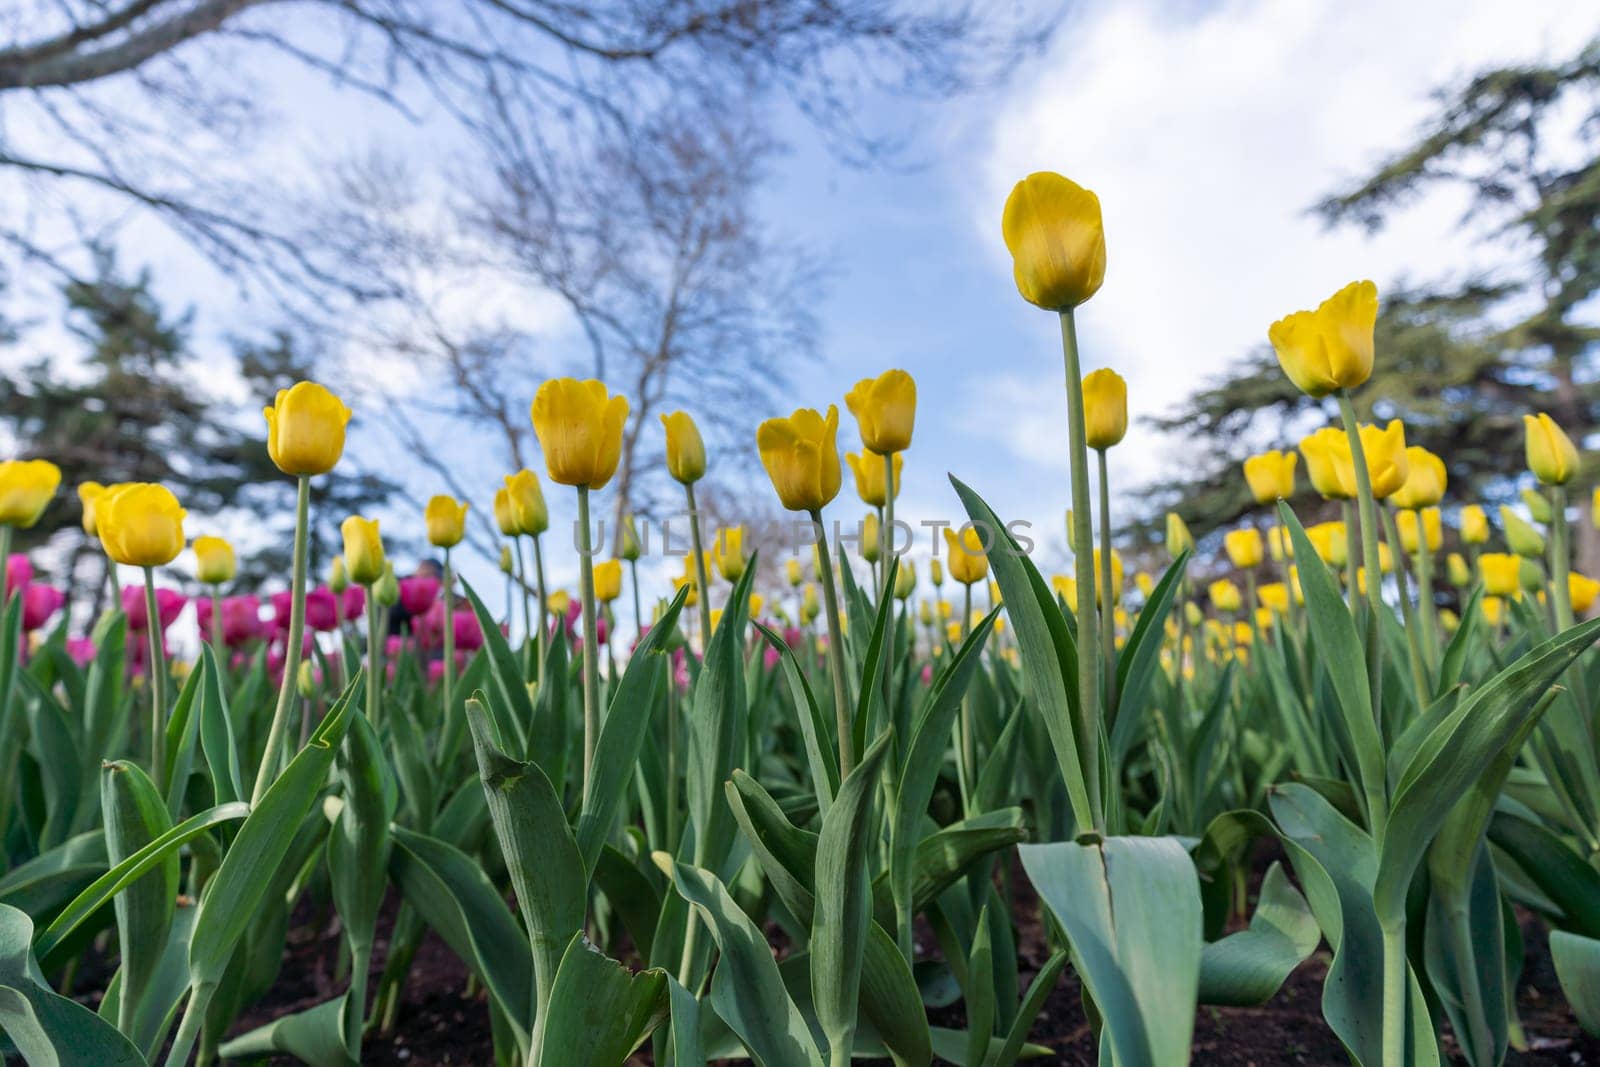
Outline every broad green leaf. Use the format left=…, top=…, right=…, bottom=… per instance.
left=755, top=621, right=839, bottom=813
left=1197, top=862, right=1319, bottom=1006
left=685, top=561, right=759, bottom=872
left=991, top=949, right=1068, bottom=1067
left=196, top=646, right=246, bottom=806
left=100, top=760, right=177, bottom=1034
left=1486, top=810, right=1600, bottom=937
left=1551, top=931, right=1600, bottom=1036
left=533, top=932, right=670, bottom=1066
left=215, top=995, right=356, bottom=1066
left=461, top=581, right=534, bottom=758
left=1423, top=842, right=1507, bottom=1066
left=669, top=975, right=706, bottom=1067
left=963, top=903, right=994, bottom=1067
left=1109, top=550, right=1188, bottom=766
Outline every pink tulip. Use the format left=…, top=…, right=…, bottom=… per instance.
left=453, top=609, right=483, bottom=651
left=342, top=585, right=365, bottom=621
left=197, top=595, right=264, bottom=647
left=385, top=634, right=407, bottom=659
left=66, top=637, right=96, bottom=668
left=399, top=576, right=440, bottom=618
left=122, top=585, right=187, bottom=631
left=413, top=600, right=446, bottom=648
left=21, top=584, right=65, bottom=631
left=305, top=587, right=339, bottom=632
left=269, top=591, right=293, bottom=631
left=6, top=553, right=32, bottom=594
left=427, top=659, right=446, bottom=684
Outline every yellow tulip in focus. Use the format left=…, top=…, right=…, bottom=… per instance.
left=1298, top=428, right=1353, bottom=500
left=1460, top=504, right=1489, bottom=545
left=786, top=557, right=804, bottom=587
left=1500, top=507, right=1545, bottom=558
left=193, top=536, right=236, bottom=585
left=0, top=459, right=62, bottom=528
left=944, top=526, right=989, bottom=585
left=1480, top=553, right=1521, bottom=597
left=1209, top=579, right=1242, bottom=614
left=1243, top=450, right=1297, bottom=504
left=505, top=470, right=549, bottom=536
left=1447, top=552, right=1472, bottom=588
left=263, top=382, right=351, bottom=477
left=1390, top=447, right=1446, bottom=510
left=1166, top=512, right=1194, bottom=557
left=1224, top=528, right=1264, bottom=569
left=1569, top=573, right=1600, bottom=615
left=493, top=488, right=518, bottom=537
left=757, top=406, right=842, bottom=512
left=425, top=496, right=469, bottom=549
left=98, top=483, right=186, bottom=567
left=1267, top=280, right=1379, bottom=398
left=1082, top=369, right=1128, bottom=450
left=593, top=559, right=622, bottom=603
left=661, top=411, right=707, bottom=485
left=530, top=378, right=629, bottom=490
left=342, top=517, right=384, bottom=586
left=1523, top=412, right=1580, bottom=486
left=844, top=369, right=916, bottom=454
left=846, top=451, right=903, bottom=507
left=78, top=481, right=105, bottom=535
left=715, top=526, right=747, bottom=582
left=1258, top=582, right=1289, bottom=613
left=1395, top=507, right=1442, bottom=554
left=1339, top=421, right=1409, bottom=499
left=1001, top=171, right=1106, bottom=310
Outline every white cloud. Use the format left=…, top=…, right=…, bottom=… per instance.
left=979, top=0, right=1599, bottom=483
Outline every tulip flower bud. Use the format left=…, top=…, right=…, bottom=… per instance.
left=499, top=545, right=515, bottom=575
left=894, top=559, right=916, bottom=600
left=1224, top=529, right=1264, bottom=569
left=1390, top=447, right=1446, bottom=510
left=0, top=459, right=62, bottom=529
left=1001, top=171, right=1106, bottom=310
left=1520, top=557, right=1546, bottom=594
left=1460, top=505, right=1489, bottom=545
left=97, top=483, right=186, bottom=567
left=263, top=381, right=351, bottom=477
left=194, top=535, right=236, bottom=585
left=505, top=470, right=548, bottom=537
left=1258, top=582, right=1289, bottom=613
left=1243, top=451, right=1297, bottom=505
left=1396, top=508, right=1442, bottom=554
left=1267, top=281, right=1378, bottom=398
left=619, top=514, right=642, bottom=561
left=943, top=526, right=989, bottom=585
left=1523, top=412, right=1580, bottom=486
left=801, top=583, right=820, bottom=624
left=1439, top=609, right=1459, bottom=632
left=1165, top=513, right=1194, bottom=558
left=661, top=411, right=707, bottom=485
left=1519, top=488, right=1552, bottom=525
left=786, top=557, right=803, bottom=588
left=714, top=526, right=747, bottom=582
left=593, top=559, right=622, bottom=603
left=1081, top=369, right=1128, bottom=450
left=845, top=451, right=902, bottom=508
left=328, top=554, right=350, bottom=594
left=374, top=562, right=399, bottom=607
left=860, top=513, right=881, bottom=565
left=748, top=592, right=764, bottom=618
left=1208, top=579, right=1242, bottom=614
left=531, top=378, right=629, bottom=490
left=1569, top=573, right=1600, bottom=615
left=341, top=516, right=384, bottom=586
left=1447, top=552, right=1472, bottom=588
left=757, top=406, right=842, bottom=513
left=77, top=481, right=105, bottom=535
left=845, top=369, right=917, bottom=454
left=1500, top=507, right=1546, bottom=558
left=1479, top=553, right=1520, bottom=597
left=426, top=495, right=469, bottom=549
left=1184, top=601, right=1203, bottom=627
left=930, top=558, right=944, bottom=587
left=918, top=600, right=932, bottom=626
left=296, top=660, right=319, bottom=699
left=493, top=488, right=519, bottom=537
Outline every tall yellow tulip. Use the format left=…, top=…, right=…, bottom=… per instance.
left=1524, top=412, right=1580, bottom=486
left=341, top=516, right=385, bottom=586
left=593, top=559, right=622, bottom=603
left=1390, top=447, right=1446, bottom=510
left=530, top=378, right=629, bottom=490
left=1082, top=369, right=1128, bottom=449
left=97, top=483, right=186, bottom=567
left=1224, top=529, right=1264, bottom=569
left=943, top=526, right=989, bottom=586
left=844, top=369, right=916, bottom=454
left=425, top=496, right=469, bottom=549
left=1267, top=281, right=1378, bottom=398
left=1001, top=171, right=1106, bottom=310
left=0, top=459, right=61, bottom=529
left=845, top=451, right=902, bottom=507
left=1460, top=505, right=1489, bottom=545
left=1337, top=421, right=1409, bottom=500
left=1243, top=450, right=1297, bottom=504
left=1298, top=428, right=1352, bottom=500
left=263, top=381, right=351, bottom=477
left=193, top=535, right=236, bottom=585
left=757, top=406, right=841, bottom=513
left=661, top=411, right=707, bottom=485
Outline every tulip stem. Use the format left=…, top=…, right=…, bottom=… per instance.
left=1380, top=506, right=1430, bottom=711
left=1337, top=394, right=1387, bottom=736
left=143, top=567, right=169, bottom=785
left=577, top=487, right=601, bottom=806
left=685, top=483, right=713, bottom=653
left=1412, top=516, right=1439, bottom=671
left=1096, top=447, right=1119, bottom=714
left=253, top=474, right=311, bottom=807
left=1341, top=500, right=1359, bottom=615
left=810, top=509, right=856, bottom=777
left=0, top=526, right=10, bottom=605
left=882, top=452, right=897, bottom=733
left=629, top=558, right=643, bottom=643
left=209, top=589, right=223, bottom=652
left=366, top=588, right=382, bottom=729
left=1058, top=309, right=1103, bottom=832
left=531, top=533, right=548, bottom=686
left=1548, top=485, right=1590, bottom=716
left=514, top=536, right=532, bottom=651
left=442, top=546, right=457, bottom=739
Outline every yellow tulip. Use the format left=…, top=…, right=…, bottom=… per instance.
left=374, top=562, right=399, bottom=607
left=98, top=483, right=186, bottom=567
left=946, top=620, right=964, bottom=644
left=1439, top=609, right=1459, bottom=632
left=1460, top=505, right=1489, bottom=545
left=1258, top=582, right=1289, bottom=613
left=1569, top=573, right=1600, bottom=615
left=0, top=459, right=61, bottom=529
left=1268, top=526, right=1293, bottom=563
left=620, top=514, right=642, bottom=561
left=1166, top=512, right=1194, bottom=557
left=844, top=369, right=916, bottom=454
left=1480, top=553, right=1521, bottom=597
left=1243, top=450, right=1297, bottom=504
left=749, top=592, right=765, bottom=617
left=548, top=589, right=571, bottom=616
left=1051, top=574, right=1077, bottom=607
left=1593, top=486, right=1600, bottom=530
left=1343, top=421, right=1409, bottom=499
left=894, top=559, right=916, bottom=600
left=1305, top=521, right=1347, bottom=568
left=493, top=488, right=518, bottom=537
left=801, top=584, right=820, bottom=623
left=715, top=526, right=747, bottom=582
left=1482, top=596, right=1506, bottom=627
left=263, top=381, right=351, bottom=477
left=193, top=536, right=236, bottom=585
left=593, top=559, right=622, bottom=603
left=1209, top=579, right=1242, bottom=613
left=1134, top=572, right=1154, bottom=598
left=1523, top=412, right=1580, bottom=486
left=757, top=406, right=841, bottom=512
left=1255, top=607, right=1274, bottom=631
left=786, top=557, right=804, bottom=587
left=1224, top=528, right=1264, bottom=569
left=930, top=558, right=944, bottom=587
left=1185, top=602, right=1204, bottom=627
left=1001, top=171, right=1106, bottom=310
left=937, top=599, right=953, bottom=620
left=1390, top=447, right=1446, bottom=510
left=1267, top=280, right=1378, bottom=397
left=1520, top=488, right=1551, bottom=525
left=943, top=526, right=989, bottom=586
left=1287, top=566, right=1304, bottom=605
left=1093, top=549, right=1123, bottom=607
left=530, top=378, right=629, bottom=490
left=1298, top=427, right=1352, bottom=500
left=425, top=496, right=469, bottom=549
left=860, top=513, right=880, bottom=565
left=1500, top=507, right=1545, bottom=558
left=505, top=470, right=549, bottom=536
left=1082, top=369, right=1128, bottom=450
left=1395, top=507, right=1442, bottom=554
left=342, top=516, right=384, bottom=585
left=845, top=451, right=903, bottom=508
left=672, top=574, right=699, bottom=609
left=1446, top=552, right=1471, bottom=588
left=661, top=411, right=707, bottom=485
left=499, top=547, right=514, bottom=576
left=78, top=481, right=105, bottom=535
left=329, top=556, right=349, bottom=594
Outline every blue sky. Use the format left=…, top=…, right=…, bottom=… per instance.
left=7, top=0, right=1598, bottom=633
